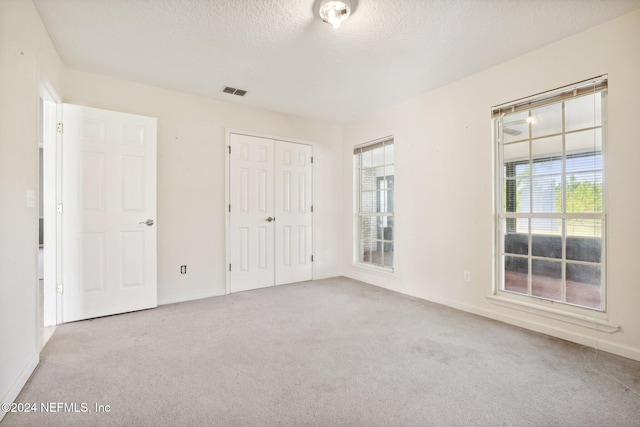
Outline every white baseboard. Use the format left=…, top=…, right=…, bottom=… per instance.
left=343, top=274, right=640, bottom=362
left=416, top=294, right=640, bottom=362
left=0, top=353, right=39, bottom=422
left=158, top=288, right=224, bottom=306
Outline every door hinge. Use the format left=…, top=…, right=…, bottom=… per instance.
left=57, top=283, right=63, bottom=294
left=228, top=146, right=231, bottom=154
left=311, top=156, right=314, bottom=164
left=228, top=204, right=231, bottom=213
left=311, top=205, right=313, bottom=213
left=57, top=203, right=63, bottom=213
left=229, top=264, right=232, bottom=272
left=56, top=123, right=63, bottom=133
left=311, top=255, right=314, bottom=262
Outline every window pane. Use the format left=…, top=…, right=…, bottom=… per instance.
left=503, top=142, right=529, bottom=174
left=372, top=146, right=385, bottom=167
left=360, top=191, right=376, bottom=213
left=361, top=168, right=377, bottom=191
left=565, top=171, right=602, bottom=213
left=531, top=103, right=562, bottom=138
left=566, top=263, right=601, bottom=309
left=532, top=135, right=562, bottom=170
left=377, top=216, right=393, bottom=240
left=503, top=111, right=529, bottom=142
left=532, top=259, right=562, bottom=301
left=362, top=190, right=390, bottom=213
left=503, top=178, right=529, bottom=213
left=532, top=156, right=562, bottom=176
left=566, top=129, right=602, bottom=162
left=385, top=170, right=394, bottom=189
left=377, top=190, right=387, bottom=213
left=565, top=93, right=602, bottom=132
left=567, top=153, right=602, bottom=174
left=531, top=230, right=561, bottom=260
left=361, top=150, right=372, bottom=168
left=383, top=242, right=393, bottom=267
left=566, top=219, right=602, bottom=263
left=503, top=218, right=528, bottom=255
left=384, top=144, right=394, bottom=165
left=531, top=218, right=561, bottom=237
left=359, top=216, right=376, bottom=240
left=385, top=190, right=394, bottom=213
left=504, top=255, right=528, bottom=294
left=532, top=175, right=561, bottom=213
left=359, top=239, right=371, bottom=263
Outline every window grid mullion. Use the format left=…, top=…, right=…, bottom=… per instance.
left=502, top=125, right=603, bottom=145
left=500, top=213, right=604, bottom=220
left=527, top=112, right=533, bottom=296
left=561, top=101, right=567, bottom=304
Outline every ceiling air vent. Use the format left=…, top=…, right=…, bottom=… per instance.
left=222, top=86, right=247, bottom=97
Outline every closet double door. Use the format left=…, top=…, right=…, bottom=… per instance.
left=229, top=134, right=313, bottom=292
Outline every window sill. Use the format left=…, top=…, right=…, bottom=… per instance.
left=486, top=294, right=620, bottom=333
left=351, top=262, right=394, bottom=275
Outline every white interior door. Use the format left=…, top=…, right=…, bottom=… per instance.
left=229, top=134, right=275, bottom=292
left=274, top=141, right=313, bottom=285
left=229, top=134, right=312, bottom=292
left=62, top=104, right=157, bottom=322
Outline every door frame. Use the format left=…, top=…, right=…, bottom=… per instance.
left=38, top=81, right=63, bottom=327
left=224, top=129, right=315, bottom=294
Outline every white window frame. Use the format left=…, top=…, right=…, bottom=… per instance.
left=354, top=136, right=394, bottom=272
left=493, top=76, right=607, bottom=313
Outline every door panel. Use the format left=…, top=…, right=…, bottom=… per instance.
left=62, top=104, right=157, bottom=322
left=275, top=141, right=313, bottom=285
left=229, top=134, right=275, bottom=292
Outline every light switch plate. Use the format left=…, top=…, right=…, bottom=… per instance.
left=26, top=190, right=35, bottom=208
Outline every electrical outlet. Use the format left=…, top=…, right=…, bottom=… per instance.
left=180, top=265, right=187, bottom=274
left=463, top=271, right=471, bottom=282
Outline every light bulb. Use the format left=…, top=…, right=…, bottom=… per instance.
left=319, top=0, right=351, bottom=29
left=328, top=8, right=340, bottom=28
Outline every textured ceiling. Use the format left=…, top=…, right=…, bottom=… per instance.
left=33, top=0, right=640, bottom=124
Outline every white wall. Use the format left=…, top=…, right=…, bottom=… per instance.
left=63, top=70, right=344, bottom=305
left=342, top=10, right=640, bottom=361
left=0, top=0, right=64, bottom=419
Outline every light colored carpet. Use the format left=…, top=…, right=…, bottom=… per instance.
left=3, top=277, right=640, bottom=426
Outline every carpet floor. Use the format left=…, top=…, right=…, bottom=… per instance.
left=2, top=277, right=639, bottom=426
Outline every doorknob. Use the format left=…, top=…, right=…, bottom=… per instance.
left=139, top=219, right=154, bottom=226
left=266, top=217, right=275, bottom=222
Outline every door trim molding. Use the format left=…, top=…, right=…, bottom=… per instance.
left=224, top=129, right=315, bottom=295
left=38, top=81, right=62, bottom=327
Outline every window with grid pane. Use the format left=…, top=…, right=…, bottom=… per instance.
left=354, top=137, right=394, bottom=269
left=494, top=77, right=606, bottom=311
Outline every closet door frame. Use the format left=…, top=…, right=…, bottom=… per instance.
left=225, top=129, right=315, bottom=294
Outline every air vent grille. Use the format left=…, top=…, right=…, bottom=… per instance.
left=222, top=86, right=247, bottom=97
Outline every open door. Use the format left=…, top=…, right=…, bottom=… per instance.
left=61, top=104, right=157, bottom=322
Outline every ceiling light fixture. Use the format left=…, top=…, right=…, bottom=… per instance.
left=319, top=0, right=351, bottom=29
